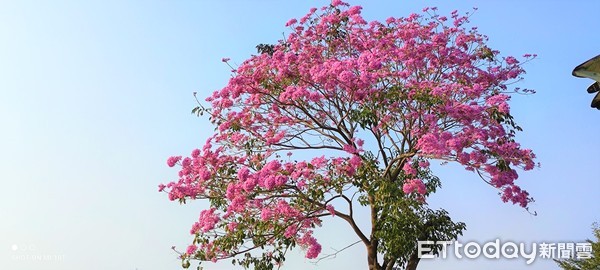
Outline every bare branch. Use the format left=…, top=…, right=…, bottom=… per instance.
left=311, top=240, right=362, bottom=264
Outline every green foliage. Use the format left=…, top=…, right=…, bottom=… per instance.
left=376, top=160, right=466, bottom=268
left=555, top=223, right=600, bottom=270
left=354, top=153, right=466, bottom=269
left=256, top=43, right=276, bottom=56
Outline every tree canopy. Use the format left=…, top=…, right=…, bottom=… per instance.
left=160, top=1, right=537, bottom=269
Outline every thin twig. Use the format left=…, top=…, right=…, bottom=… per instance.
left=311, top=240, right=362, bottom=264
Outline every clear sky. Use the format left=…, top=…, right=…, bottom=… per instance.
left=1, top=1, right=599, bottom=270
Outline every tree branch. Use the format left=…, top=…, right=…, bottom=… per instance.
left=311, top=240, right=362, bottom=264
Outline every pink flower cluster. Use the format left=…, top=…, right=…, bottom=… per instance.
left=403, top=179, right=426, bottom=195
left=191, top=208, right=221, bottom=234
left=298, top=232, right=322, bottom=259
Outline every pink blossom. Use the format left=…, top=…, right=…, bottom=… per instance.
left=331, top=0, right=344, bottom=7
left=167, top=156, right=181, bottom=167
left=326, top=205, right=335, bottom=216
left=286, top=18, right=297, bottom=26
left=186, top=245, right=198, bottom=255
left=200, top=169, right=211, bottom=181
left=263, top=175, right=276, bottom=190
left=265, top=160, right=282, bottom=171
left=191, top=149, right=201, bottom=158
left=338, top=70, right=355, bottom=82
left=403, top=179, right=426, bottom=195
left=181, top=157, right=192, bottom=167
left=505, top=56, right=519, bottom=65
left=260, top=208, right=272, bottom=221
left=311, top=156, right=327, bottom=168
left=349, top=155, right=362, bottom=167
left=227, top=222, right=238, bottom=231
left=347, top=6, right=362, bottom=15
left=243, top=177, right=257, bottom=191
left=486, top=94, right=511, bottom=113
left=402, top=162, right=417, bottom=176
left=342, top=144, right=358, bottom=154
left=297, top=180, right=307, bottom=189
left=237, top=167, right=250, bottom=181
left=193, top=208, right=221, bottom=233
left=284, top=225, right=297, bottom=238
left=356, top=139, right=364, bottom=147
left=298, top=232, right=321, bottom=259
left=306, top=242, right=322, bottom=259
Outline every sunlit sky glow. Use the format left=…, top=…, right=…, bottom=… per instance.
left=1, top=1, right=599, bottom=270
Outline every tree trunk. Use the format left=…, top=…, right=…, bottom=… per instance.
left=405, top=251, right=421, bottom=270
left=367, top=242, right=380, bottom=270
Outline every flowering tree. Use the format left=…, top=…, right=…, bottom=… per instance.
left=160, top=1, right=537, bottom=270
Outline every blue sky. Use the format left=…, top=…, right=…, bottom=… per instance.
left=1, top=1, right=598, bottom=270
